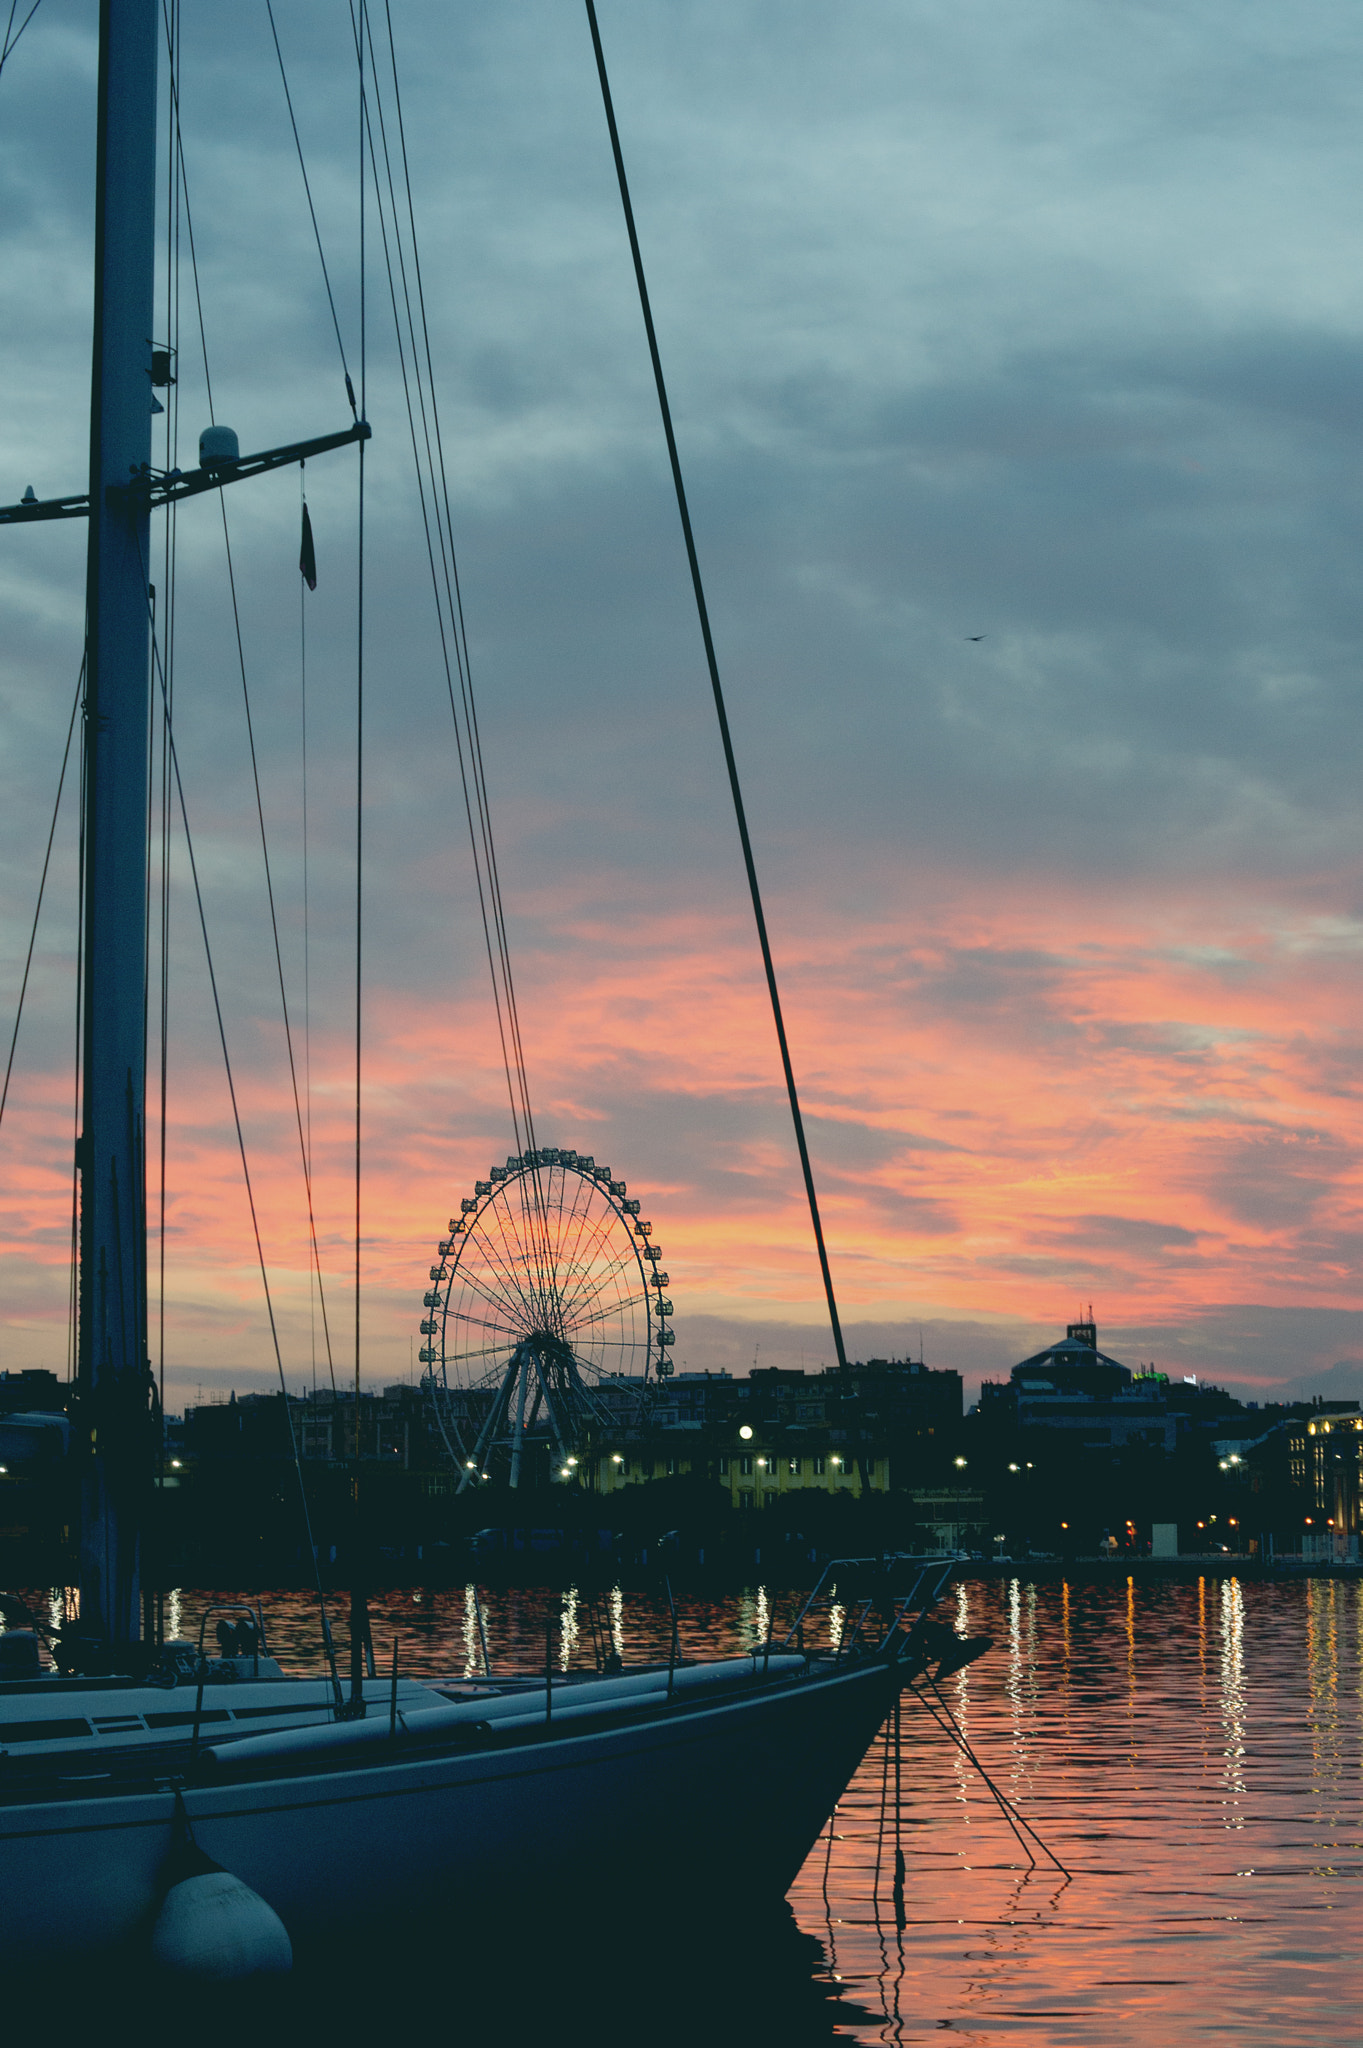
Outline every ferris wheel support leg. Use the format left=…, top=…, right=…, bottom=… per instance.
left=529, top=1348, right=572, bottom=1471
left=466, top=1349, right=523, bottom=1488
left=509, top=1356, right=530, bottom=1490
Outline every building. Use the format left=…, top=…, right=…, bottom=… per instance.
left=184, top=1384, right=426, bottom=1469
left=0, top=1369, right=66, bottom=1415
left=980, top=1318, right=1176, bottom=1453
left=588, top=1355, right=962, bottom=1506
left=1287, top=1407, right=1363, bottom=1558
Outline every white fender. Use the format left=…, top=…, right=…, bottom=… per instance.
left=151, top=1802, right=292, bottom=1979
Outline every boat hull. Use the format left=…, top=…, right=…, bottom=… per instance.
left=0, top=1659, right=896, bottom=1964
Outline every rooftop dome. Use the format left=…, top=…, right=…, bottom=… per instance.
left=1010, top=1318, right=1133, bottom=1400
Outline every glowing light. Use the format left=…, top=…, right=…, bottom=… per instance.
left=170, top=1459, right=182, bottom=1469
left=612, top=1454, right=623, bottom=1465
left=954, top=1456, right=967, bottom=1468
left=567, top=1456, right=578, bottom=1467
left=465, top=1460, right=477, bottom=1469
left=739, top=1425, right=753, bottom=1441
left=1008, top=1462, right=1020, bottom=1472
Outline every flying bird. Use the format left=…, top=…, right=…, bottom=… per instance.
left=965, top=634, right=985, bottom=642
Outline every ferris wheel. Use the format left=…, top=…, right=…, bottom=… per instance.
left=418, top=1148, right=674, bottom=1489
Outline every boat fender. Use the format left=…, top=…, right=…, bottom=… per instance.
left=151, top=1792, right=292, bottom=1980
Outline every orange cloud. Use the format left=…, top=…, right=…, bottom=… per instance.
left=3, top=869, right=1361, bottom=1404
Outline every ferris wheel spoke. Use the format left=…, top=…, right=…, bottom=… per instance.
left=533, top=1188, right=579, bottom=1330
left=447, top=1255, right=536, bottom=1330
left=524, top=1162, right=577, bottom=1331
left=515, top=1164, right=562, bottom=1309
left=444, top=1312, right=528, bottom=1353
left=451, top=1212, right=540, bottom=1315
left=443, top=1296, right=524, bottom=1335
left=562, top=1273, right=642, bottom=1333
left=486, top=1180, right=552, bottom=1314
left=443, top=1343, right=528, bottom=1377
left=559, top=1241, right=644, bottom=1328
left=464, top=1200, right=540, bottom=1309
left=462, top=1209, right=546, bottom=1324
left=503, top=1169, right=570, bottom=1318
left=561, top=1187, right=621, bottom=1281
left=552, top=1204, right=635, bottom=1325
left=558, top=1260, right=639, bottom=1338
left=546, top=1167, right=600, bottom=1314
left=448, top=1354, right=516, bottom=1387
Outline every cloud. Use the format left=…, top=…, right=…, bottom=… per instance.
left=2, top=3, right=1363, bottom=1411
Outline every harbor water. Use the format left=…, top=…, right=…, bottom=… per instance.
left=49, top=1575, right=1363, bottom=2041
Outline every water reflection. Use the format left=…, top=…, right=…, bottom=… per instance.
left=559, top=1582, right=578, bottom=1670
left=1219, top=1577, right=1246, bottom=1820
left=460, top=1582, right=481, bottom=1677
left=17, top=1575, right=1363, bottom=2042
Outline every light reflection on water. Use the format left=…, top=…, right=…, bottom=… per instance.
left=791, top=1575, right=1362, bottom=2045
left=29, top=1575, right=1362, bottom=2041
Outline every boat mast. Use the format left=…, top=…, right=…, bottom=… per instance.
left=78, top=0, right=159, bottom=1649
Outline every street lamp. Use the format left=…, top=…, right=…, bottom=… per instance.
left=739, top=1425, right=753, bottom=1441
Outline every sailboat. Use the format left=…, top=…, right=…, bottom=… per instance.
left=0, top=0, right=987, bottom=1970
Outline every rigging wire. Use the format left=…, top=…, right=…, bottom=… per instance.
left=146, top=588, right=343, bottom=1710
left=353, top=0, right=367, bottom=1416
left=584, top=0, right=850, bottom=1373
left=264, top=0, right=355, bottom=410
left=301, top=463, right=317, bottom=1401
left=0, top=658, right=83, bottom=1138
left=0, top=0, right=42, bottom=82
left=66, top=692, right=87, bottom=1387
left=379, top=0, right=538, bottom=1161
left=213, top=483, right=339, bottom=1392
left=359, top=3, right=567, bottom=1330
left=163, top=63, right=338, bottom=1390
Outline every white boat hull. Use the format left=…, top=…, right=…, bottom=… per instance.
left=0, top=1659, right=895, bottom=1965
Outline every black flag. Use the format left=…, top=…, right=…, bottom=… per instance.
left=299, top=503, right=317, bottom=591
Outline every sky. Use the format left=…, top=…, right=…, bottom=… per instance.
left=2, top=0, right=1363, bottom=1412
